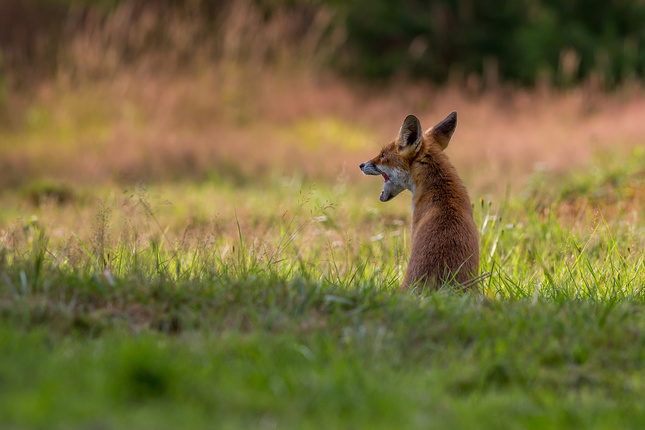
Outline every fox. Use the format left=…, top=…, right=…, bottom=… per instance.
left=360, top=111, right=479, bottom=290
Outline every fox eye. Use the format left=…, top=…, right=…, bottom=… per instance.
left=381, top=152, right=386, bottom=159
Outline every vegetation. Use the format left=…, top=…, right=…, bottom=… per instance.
left=335, top=0, right=645, bottom=86
left=2, top=0, right=645, bottom=428
left=2, top=0, right=645, bottom=87
left=2, top=142, right=645, bottom=428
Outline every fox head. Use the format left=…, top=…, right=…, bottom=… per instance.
left=360, top=111, right=458, bottom=202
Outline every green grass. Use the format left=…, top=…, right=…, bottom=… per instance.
left=1, top=150, right=645, bottom=429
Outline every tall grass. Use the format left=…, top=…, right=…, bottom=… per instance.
left=2, top=0, right=645, bottom=193
left=2, top=148, right=644, bottom=333
left=2, top=156, right=645, bottom=428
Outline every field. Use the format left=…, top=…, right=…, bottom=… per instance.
left=3, top=15, right=645, bottom=427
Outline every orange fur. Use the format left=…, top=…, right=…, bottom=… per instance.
left=360, top=112, right=479, bottom=290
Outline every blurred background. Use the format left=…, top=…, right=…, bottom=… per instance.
left=1, top=0, right=645, bottom=199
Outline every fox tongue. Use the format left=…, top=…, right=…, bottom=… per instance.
left=381, top=172, right=389, bottom=182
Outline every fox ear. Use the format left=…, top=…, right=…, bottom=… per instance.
left=427, top=111, right=457, bottom=150
left=398, top=115, right=423, bottom=150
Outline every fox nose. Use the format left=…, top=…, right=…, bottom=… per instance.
left=359, top=163, right=365, bottom=169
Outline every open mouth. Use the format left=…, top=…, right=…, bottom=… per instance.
left=381, top=171, right=389, bottom=182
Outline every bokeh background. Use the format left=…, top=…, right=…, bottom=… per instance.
left=1, top=0, right=645, bottom=198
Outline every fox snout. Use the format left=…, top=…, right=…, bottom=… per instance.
left=361, top=160, right=406, bottom=203
left=360, top=161, right=381, bottom=176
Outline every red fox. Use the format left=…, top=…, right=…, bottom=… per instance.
left=360, top=111, right=479, bottom=290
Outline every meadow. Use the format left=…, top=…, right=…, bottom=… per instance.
left=2, top=77, right=645, bottom=428
left=3, top=2, right=645, bottom=429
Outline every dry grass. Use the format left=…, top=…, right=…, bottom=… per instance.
left=1, top=1, right=644, bottom=196
left=3, top=70, right=645, bottom=195
left=2, top=0, right=645, bottom=198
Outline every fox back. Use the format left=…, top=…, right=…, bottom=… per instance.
left=360, top=112, right=479, bottom=290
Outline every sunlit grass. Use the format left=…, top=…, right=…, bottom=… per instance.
left=2, top=147, right=644, bottom=303
left=2, top=151, right=645, bottom=428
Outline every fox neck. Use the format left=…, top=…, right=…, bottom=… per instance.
left=410, top=151, right=471, bottom=226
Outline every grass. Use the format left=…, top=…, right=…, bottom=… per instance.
left=2, top=4, right=645, bottom=424
left=1, top=146, right=645, bottom=429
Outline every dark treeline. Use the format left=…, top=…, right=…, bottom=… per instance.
left=334, top=0, right=645, bottom=87
left=1, top=0, right=645, bottom=87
